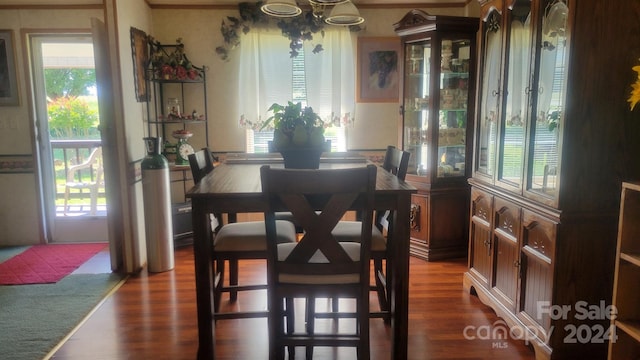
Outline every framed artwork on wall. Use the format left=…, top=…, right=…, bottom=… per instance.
left=357, top=37, right=401, bottom=103
left=0, top=30, right=19, bottom=106
left=130, top=27, right=149, bottom=102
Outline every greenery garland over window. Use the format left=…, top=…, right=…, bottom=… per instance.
left=216, top=1, right=362, bottom=60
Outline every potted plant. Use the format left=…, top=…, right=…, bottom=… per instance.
left=261, top=101, right=330, bottom=169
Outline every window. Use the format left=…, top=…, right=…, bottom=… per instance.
left=238, top=28, right=355, bottom=153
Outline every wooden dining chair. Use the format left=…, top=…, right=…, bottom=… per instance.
left=331, top=145, right=410, bottom=321
left=261, top=164, right=377, bottom=360
left=188, top=149, right=297, bottom=319
left=188, top=147, right=215, bottom=183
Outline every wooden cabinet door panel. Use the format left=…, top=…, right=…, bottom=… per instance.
left=468, top=188, right=493, bottom=287
left=518, top=209, right=556, bottom=336
left=491, top=198, right=521, bottom=311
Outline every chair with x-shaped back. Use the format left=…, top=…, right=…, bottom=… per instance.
left=331, top=145, right=410, bottom=321
left=261, top=164, right=377, bottom=359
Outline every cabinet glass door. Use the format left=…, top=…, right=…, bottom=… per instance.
left=476, top=9, right=503, bottom=179
left=403, top=41, right=431, bottom=176
left=437, top=38, right=472, bottom=178
left=498, top=0, right=532, bottom=187
left=527, top=0, right=568, bottom=198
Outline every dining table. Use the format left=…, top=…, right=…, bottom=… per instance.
left=186, top=153, right=417, bottom=359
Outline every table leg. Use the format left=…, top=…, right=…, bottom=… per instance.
left=193, top=199, right=215, bottom=360
left=391, top=193, right=410, bottom=359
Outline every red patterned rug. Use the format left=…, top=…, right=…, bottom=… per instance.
left=0, top=243, right=107, bottom=285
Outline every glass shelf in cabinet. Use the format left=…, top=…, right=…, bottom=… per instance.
left=441, top=71, right=469, bottom=78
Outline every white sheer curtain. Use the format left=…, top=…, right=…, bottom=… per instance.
left=237, top=27, right=356, bottom=129
left=238, top=29, right=293, bottom=129
left=506, top=19, right=531, bottom=125
left=303, top=28, right=356, bottom=127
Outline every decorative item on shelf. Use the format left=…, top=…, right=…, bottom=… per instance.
left=261, top=101, right=330, bottom=169
left=215, top=1, right=363, bottom=60
left=440, top=89, right=455, bottom=109
left=167, top=97, right=181, bottom=119
left=172, top=130, right=195, bottom=165
left=162, top=140, right=177, bottom=159
left=148, top=38, right=205, bottom=81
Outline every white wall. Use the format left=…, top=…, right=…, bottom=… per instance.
left=113, top=0, right=154, bottom=271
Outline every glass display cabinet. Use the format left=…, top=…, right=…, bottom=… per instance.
left=394, top=10, right=478, bottom=261
left=463, top=1, right=640, bottom=359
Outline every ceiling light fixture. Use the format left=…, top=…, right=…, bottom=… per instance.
left=261, top=0, right=365, bottom=26
left=324, top=1, right=365, bottom=25
left=261, top=0, right=303, bottom=18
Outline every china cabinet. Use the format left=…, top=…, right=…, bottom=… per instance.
left=146, top=43, right=209, bottom=242
left=393, top=10, right=478, bottom=261
left=463, top=1, right=640, bottom=359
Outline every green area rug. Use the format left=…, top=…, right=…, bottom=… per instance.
left=0, top=246, right=29, bottom=262
left=0, top=273, right=122, bottom=360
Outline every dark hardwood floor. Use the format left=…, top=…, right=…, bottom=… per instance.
left=50, top=245, right=536, bottom=360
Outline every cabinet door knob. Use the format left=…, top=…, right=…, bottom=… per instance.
left=410, top=203, right=421, bottom=231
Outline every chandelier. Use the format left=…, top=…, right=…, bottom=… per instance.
left=261, top=0, right=365, bottom=26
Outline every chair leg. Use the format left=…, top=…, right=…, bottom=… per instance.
left=213, top=259, right=225, bottom=314
left=358, top=290, right=371, bottom=360
left=269, top=295, right=286, bottom=360
left=229, top=259, right=239, bottom=301
left=285, top=298, right=295, bottom=360
left=306, top=297, right=315, bottom=359
left=384, top=257, right=392, bottom=324
left=373, top=258, right=389, bottom=313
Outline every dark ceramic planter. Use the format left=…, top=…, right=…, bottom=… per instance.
left=270, top=141, right=331, bottom=169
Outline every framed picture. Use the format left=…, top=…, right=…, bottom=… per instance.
left=0, top=30, right=19, bottom=106
left=357, top=37, right=401, bottom=103
left=130, top=27, right=149, bottom=102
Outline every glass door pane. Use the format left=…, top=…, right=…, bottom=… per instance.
left=437, top=38, right=471, bottom=178
left=498, top=0, right=532, bottom=187
left=476, top=9, right=502, bottom=178
left=403, top=41, right=431, bottom=176
left=528, top=0, right=568, bottom=198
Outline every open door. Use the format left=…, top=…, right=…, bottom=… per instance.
left=29, top=33, right=108, bottom=243
left=91, top=17, right=124, bottom=271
